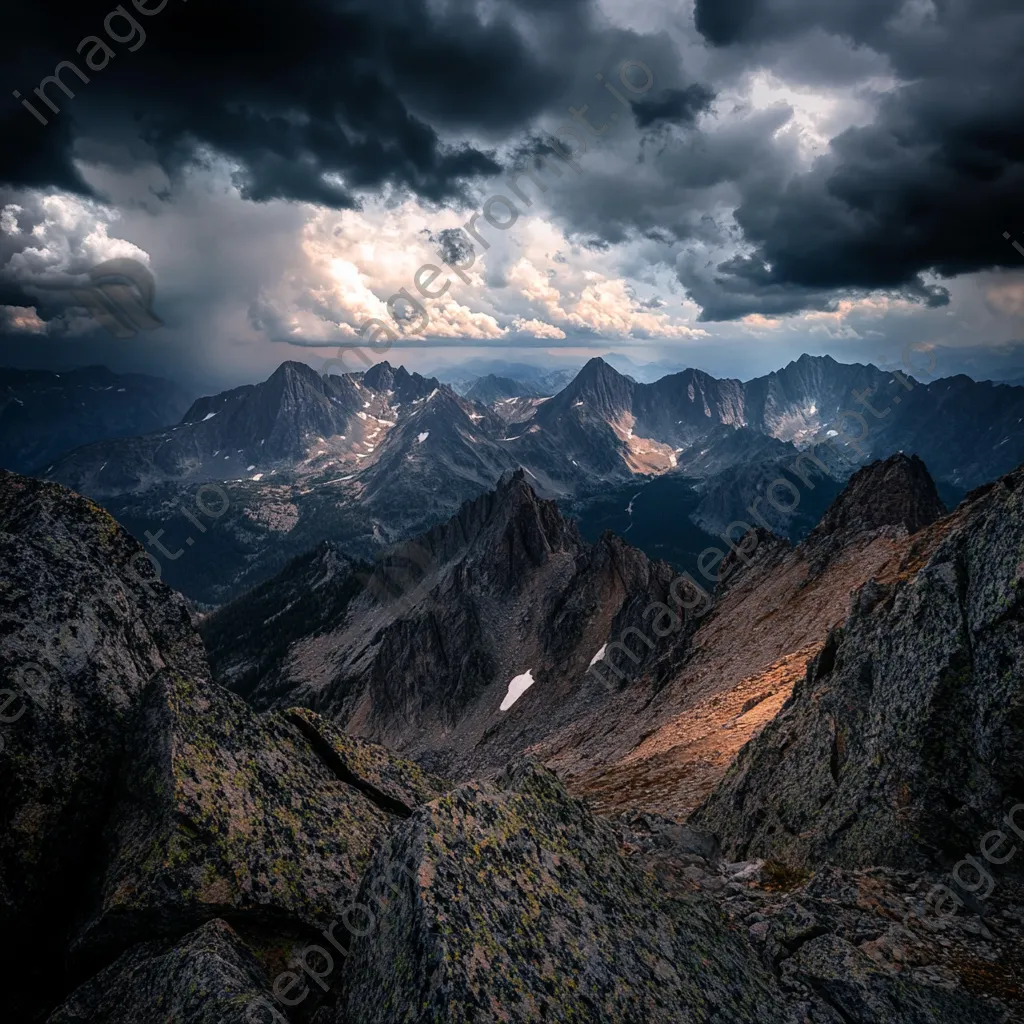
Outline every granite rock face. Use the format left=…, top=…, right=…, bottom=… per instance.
left=801, top=453, right=947, bottom=575
left=0, top=471, right=444, bottom=1021
left=49, top=919, right=277, bottom=1024
left=0, top=470, right=210, bottom=1019
left=71, top=672, right=436, bottom=969
left=335, top=759, right=794, bottom=1024
left=694, top=463, right=1024, bottom=874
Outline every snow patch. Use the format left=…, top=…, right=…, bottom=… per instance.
left=417, top=432, right=429, bottom=443
left=247, top=464, right=256, bottom=471
left=588, top=645, right=607, bottom=668
left=202, top=412, right=217, bottom=421
left=500, top=670, right=535, bottom=711
left=251, top=473, right=263, bottom=481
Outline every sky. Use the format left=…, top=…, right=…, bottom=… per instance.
left=2, top=0, right=1024, bottom=393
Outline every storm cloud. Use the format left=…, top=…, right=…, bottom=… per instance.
left=682, top=0, right=1024, bottom=319
left=2, top=0, right=682, bottom=208
left=1, top=0, right=1022, bottom=385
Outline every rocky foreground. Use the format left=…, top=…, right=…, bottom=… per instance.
left=1, top=467, right=1022, bottom=1021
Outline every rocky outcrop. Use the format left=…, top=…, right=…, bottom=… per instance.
left=0, top=471, right=445, bottom=1021
left=49, top=919, right=277, bottom=1024
left=624, top=837, right=1020, bottom=1023
left=334, top=759, right=794, bottom=1023
left=693, top=463, right=1024, bottom=875
left=71, top=671, right=441, bottom=970
left=0, top=470, right=209, bottom=1019
left=801, top=453, right=946, bottom=574
left=323, top=759, right=1004, bottom=1023
left=210, top=470, right=689, bottom=778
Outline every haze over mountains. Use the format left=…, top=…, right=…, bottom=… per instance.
left=0, top=366, right=192, bottom=476
left=12, top=353, right=1018, bottom=606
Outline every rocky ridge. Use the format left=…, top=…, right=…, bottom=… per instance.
left=204, top=469, right=692, bottom=778
left=1, top=466, right=1020, bottom=1021
left=540, top=454, right=954, bottom=817
left=693, top=460, right=1024, bottom=876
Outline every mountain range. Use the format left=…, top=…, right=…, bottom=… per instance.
left=11, top=353, right=1024, bottom=606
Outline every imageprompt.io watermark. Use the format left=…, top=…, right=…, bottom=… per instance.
left=59, top=257, right=163, bottom=339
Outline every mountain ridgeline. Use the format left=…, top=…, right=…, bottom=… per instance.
left=23, top=354, right=1024, bottom=606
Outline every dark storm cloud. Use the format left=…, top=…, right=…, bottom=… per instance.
left=1, top=0, right=687, bottom=208
left=631, top=84, right=716, bottom=128
left=694, top=0, right=903, bottom=49
left=686, top=0, right=1024, bottom=320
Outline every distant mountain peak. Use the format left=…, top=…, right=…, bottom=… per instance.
left=464, top=374, right=541, bottom=404
left=268, top=359, right=325, bottom=385
left=558, top=357, right=634, bottom=419
left=576, top=355, right=617, bottom=380
left=362, top=361, right=439, bottom=403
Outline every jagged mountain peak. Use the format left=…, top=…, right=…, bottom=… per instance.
left=573, top=355, right=626, bottom=386
left=550, top=356, right=634, bottom=420
left=417, top=467, right=579, bottom=568
left=267, top=359, right=325, bottom=384
left=809, top=452, right=946, bottom=542
left=361, top=361, right=440, bottom=405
